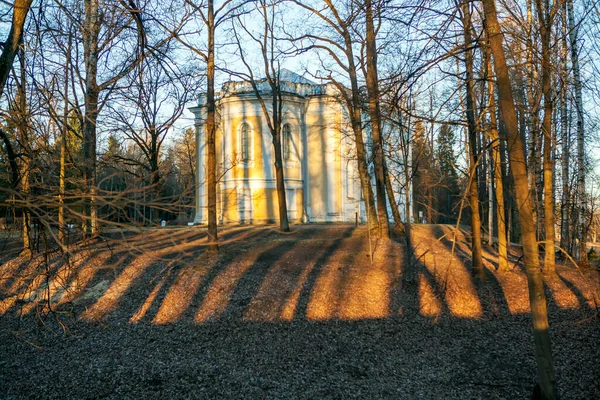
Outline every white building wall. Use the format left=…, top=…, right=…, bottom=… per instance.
left=192, top=76, right=406, bottom=225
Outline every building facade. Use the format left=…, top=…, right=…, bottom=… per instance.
left=191, top=70, right=406, bottom=225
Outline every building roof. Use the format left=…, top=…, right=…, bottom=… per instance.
left=277, top=68, right=317, bottom=85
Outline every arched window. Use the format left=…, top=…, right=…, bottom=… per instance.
left=282, top=123, right=292, bottom=161
left=240, top=123, right=250, bottom=162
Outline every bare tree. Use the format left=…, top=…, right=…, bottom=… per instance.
left=75, top=0, right=147, bottom=235
left=290, top=0, right=380, bottom=232
left=482, top=0, right=557, bottom=397
left=106, top=50, right=199, bottom=223
left=458, top=0, right=483, bottom=278
left=484, top=35, right=508, bottom=271
left=232, top=0, right=291, bottom=232
left=534, top=0, right=557, bottom=272
left=0, top=0, right=33, bottom=194
left=364, top=0, right=390, bottom=238
left=566, top=0, right=586, bottom=261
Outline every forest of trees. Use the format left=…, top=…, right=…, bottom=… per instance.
left=1, top=1, right=600, bottom=398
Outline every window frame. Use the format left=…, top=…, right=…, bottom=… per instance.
left=282, top=123, right=293, bottom=162
left=238, top=121, right=253, bottom=167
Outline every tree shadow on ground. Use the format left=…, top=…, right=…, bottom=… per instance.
left=0, top=224, right=599, bottom=399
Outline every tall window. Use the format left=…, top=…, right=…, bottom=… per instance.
left=283, top=123, right=292, bottom=161
left=240, top=123, right=250, bottom=162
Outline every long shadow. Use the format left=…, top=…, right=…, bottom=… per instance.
left=217, top=235, right=302, bottom=321
left=293, top=226, right=355, bottom=321
left=4, top=227, right=600, bottom=400
left=385, top=232, right=407, bottom=317
left=553, top=272, right=596, bottom=314
left=432, top=225, right=512, bottom=318
left=109, top=227, right=267, bottom=323
left=0, top=245, right=105, bottom=317
left=401, top=225, right=454, bottom=318
left=171, top=228, right=286, bottom=323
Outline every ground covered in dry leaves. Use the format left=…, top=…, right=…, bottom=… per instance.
left=0, top=224, right=598, bottom=399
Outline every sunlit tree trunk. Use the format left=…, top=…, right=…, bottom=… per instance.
left=559, top=5, right=570, bottom=254
left=269, top=70, right=290, bottom=232
left=384, top=159, right=404, bottom=232
left=83, top=0, right=101, bottom=236
left=566, top=0, right=586, bottom=261
left=482, top=1, right=557, bottom=397
left=526, top=0, right=541, bottom=241
left=364, top=0, right=390, bottom=238
left=58, top=33, right=71, bottom=246
left=0, top=0, right=32, bottom=98
left=485, top=43, right=508, bottom=271
left=460, top=0, right=484, bottom=278
left=344, top=36, right=379, bottom=232
left=206, top=0, right=219, bottom=250
left=534, top=0, right=555, bottom=272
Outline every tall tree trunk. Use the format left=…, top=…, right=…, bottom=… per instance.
left=58, top=32, right=71, bottom=246
left=525, top=0, right=542, bottom=242
left=206, top=0, right=218, bottom=251
left=271, top=70, right=290, bottom=232
left=273, top=121, right=290, bottom=232
left=566, top=0, right=586, bottom=261
left=344, top=39, right=379, bottom=231
left=83, top=0, right=100, bottom=236
left=0, top=1, right=33, bottom=247
left=59, top=126, right=66, bottom=244
left=485, top=43, right=509, bottom=272
left=17, top=46, right=30, bottom=253
left=460, top=1, right=484, bottom=278
left=559, top=5, right=570, bottom=254
left=364, top=0, right=390, bottom=238
left=488, top=136, right=494, bottom=246
left=535, top=0, right=556, bottom=272
left=482, top=1, right=557, bottom=397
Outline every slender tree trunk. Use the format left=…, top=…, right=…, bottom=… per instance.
left=526, top=0, right=542, bottom=242
left=352, top=115, right=379, bottom=231
left=58, top=33, right=71, bottom=246
left=83, top=0, right=100, bottom=236
left=566, top=0, right=586, bottom=261
left=293, top=0, right=378, bottom=230
left=15, top=45, right=31, bottom=253
left=273, top=123, right=290, bottom=232
left=59, top=128, right=66, bottom=244
left=482, top=1, right=557, bottom=398
left=488, top=137, right=494, bottom=246
left=384, top=159, right=404, bottom=232
left=485, top=43, right=509, bottom=272
left=150, top=137, right=161, bottom=223
left=271, top=70, right=290, bottom=232
left=460, top=1, right=484, bottom=278
left=206, top=0, right=218, bottom=251
left=535, top=0, right=556, bottom=272
left=345, top=41, right=379, bottom=231
left=559, top=5, right=570, bottom=254
left=364, top=0, right=390, bottom=238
